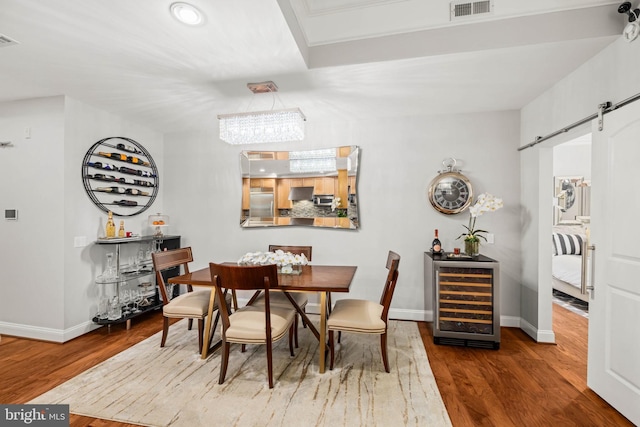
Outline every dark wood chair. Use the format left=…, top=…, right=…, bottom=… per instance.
left=151, top=247, right=230, bottom=352
left=209, top=262, right=296, bottom=389
left=248, top=245, right=312, bottom=347
left=327, top=251, right=401, bottom=372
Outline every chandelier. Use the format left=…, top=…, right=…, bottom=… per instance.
left=218, top=81, right=306, bottom=145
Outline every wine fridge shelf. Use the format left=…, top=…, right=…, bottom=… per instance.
left=81, top=136, right=159, bottom=217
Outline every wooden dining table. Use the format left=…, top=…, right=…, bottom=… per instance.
left=168, top=264, right=357, bottom=373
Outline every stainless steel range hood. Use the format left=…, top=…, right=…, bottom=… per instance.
left=288, top=186, right=314, bottom=201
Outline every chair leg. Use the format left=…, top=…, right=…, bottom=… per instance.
left=327, top=292, right=332, bottom=314
left=241, top=344, right=247, bottom=353
left=161, top=317, right=169, bottom=347
left=338, top=331, right=342, bottom=344
left=301, top=308, right=307, bottom=328
left=289, top=324, right=295, bottom=357
left=329, top=330, right=335, bottom=370
left=381, top=333, right=390, bottom=373
left=197, top=319, right=204, bottom=353
left=267, top=341, right=274, bottom=389
left=294, top=315, right=299, bottom=348
left=219, top=341, right=230, bottom=385
left=187, top=318, right=193, bottom=331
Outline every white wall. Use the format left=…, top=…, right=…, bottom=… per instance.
left=0, top=96, right=164, bottom=342
left=0, top=96, right=66, bottom=335
left=520, top=36, right=640, bottom=340
left=164, top=111, right=522, bottom=324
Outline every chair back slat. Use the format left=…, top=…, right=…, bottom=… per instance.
left=379, top=251, right=401, bottom=321
left=268, top=245, right=312, bottom=261
left=151, top=247, right=194, bottom=305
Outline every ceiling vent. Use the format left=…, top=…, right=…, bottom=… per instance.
left=450, top=1, right=493, bottom=20
left=0, top=34, right=19, bottom=48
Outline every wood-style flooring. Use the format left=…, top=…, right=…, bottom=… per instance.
left=0, top=304, right=633, bottom=427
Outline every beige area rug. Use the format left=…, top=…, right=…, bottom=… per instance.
left=31, top=317, right=452, bottom=427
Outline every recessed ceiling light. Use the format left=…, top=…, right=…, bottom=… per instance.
left=170, top=2, right=204, bottom=26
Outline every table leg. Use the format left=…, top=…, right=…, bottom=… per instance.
left=319, top=291, right=327, bottom=373
left=201, top=289, right=218, bottom=359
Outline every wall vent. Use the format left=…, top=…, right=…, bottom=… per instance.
left=450, top=1, right=493, bottom=20
left=0, top=34, right=19, bottom=47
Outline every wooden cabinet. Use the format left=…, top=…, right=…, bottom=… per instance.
left=276, top=179, right=292, bottom=210
left=425, top=253, right=500, bottom=349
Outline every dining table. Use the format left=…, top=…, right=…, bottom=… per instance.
left=168, top=263, right=357, bottom=373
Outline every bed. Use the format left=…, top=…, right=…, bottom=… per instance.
left=552, top=225, right=589, bottom=302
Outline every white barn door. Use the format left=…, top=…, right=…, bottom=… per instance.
left=588, top=101, right=640, bottom=425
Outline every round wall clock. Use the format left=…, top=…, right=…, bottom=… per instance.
left=428, top=159, right=473, bottom=215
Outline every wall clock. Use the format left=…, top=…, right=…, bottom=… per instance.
left=428, top=159, right=473, bottom=215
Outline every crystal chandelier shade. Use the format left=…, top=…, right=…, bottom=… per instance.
left=218, top=108, right=306, bottom=145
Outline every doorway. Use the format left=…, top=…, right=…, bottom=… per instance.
left=551, top=133, right=591, bottom=327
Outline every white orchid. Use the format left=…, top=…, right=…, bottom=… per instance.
left=330, top=197, right=342, bottom=212
left=458, top=193, right=503, bottom=242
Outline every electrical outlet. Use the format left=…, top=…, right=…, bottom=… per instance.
left=74, top=236, right=87, bottom=247
left=486, top=233, right=495, bottom=244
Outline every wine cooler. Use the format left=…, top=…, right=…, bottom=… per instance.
left=425, top=252, right=500, bottom=349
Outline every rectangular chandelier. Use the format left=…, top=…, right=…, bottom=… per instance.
left=218, top=108, right=306, bottom=145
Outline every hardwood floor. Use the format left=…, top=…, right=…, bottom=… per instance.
left=0, top=305, right=632, bottom=426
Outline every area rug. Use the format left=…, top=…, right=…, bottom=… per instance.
left=31, top=317, right=452, bottom=427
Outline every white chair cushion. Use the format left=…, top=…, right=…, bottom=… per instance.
left=225, top=305, right=296, bottom=344
left=327, top=299, right=386, bottom=334
left=163, top=290, right=229, bottom=319
left=253, top=291, right=308, bottom=309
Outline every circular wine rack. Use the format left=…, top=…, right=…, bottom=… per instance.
left=81, top=137, right=159, bottom=217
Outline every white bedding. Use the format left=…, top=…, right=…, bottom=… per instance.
left=552, top=254, right=582, bottom=289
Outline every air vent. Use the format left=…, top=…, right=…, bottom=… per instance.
left=0, top=34, right=19, bottom=47
left=450, top=0, right=493, bottom=20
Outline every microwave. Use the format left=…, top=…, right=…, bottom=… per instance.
left=313, top=195, right=334, bottom=206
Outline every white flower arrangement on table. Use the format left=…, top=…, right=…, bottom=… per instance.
left=238, top=250, right=309, bottom=270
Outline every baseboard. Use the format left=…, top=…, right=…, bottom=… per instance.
left=0, top=320, right=101, bottom=343
left=520, top=318, right=556, bottom=343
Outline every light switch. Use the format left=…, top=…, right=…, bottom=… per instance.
left=486, top=233, right=495, bottom=244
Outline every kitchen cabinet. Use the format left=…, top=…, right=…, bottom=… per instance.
left=425, top=252, right=500, bottom=349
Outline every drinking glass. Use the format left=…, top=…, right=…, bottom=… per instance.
left=132, top=289, right=143, bottom=313
left=107, top=296, right=122, bottom=320
left=121, top=289, right=131, bottom=316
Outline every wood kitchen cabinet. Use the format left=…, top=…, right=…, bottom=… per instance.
left=276, top=179, right=292, bottom=210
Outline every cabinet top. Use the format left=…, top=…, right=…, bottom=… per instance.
left=96, top=235, right=180, bottom=244
left=425, top=251, right=497, bottom=263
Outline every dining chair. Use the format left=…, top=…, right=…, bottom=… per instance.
left=327, top=250, right=401, bottom=372
left=249, top=245, right=312, bottom=347
left=152, top=247, right=230, bottom=352
left=209, top=262, right=296, bottom=389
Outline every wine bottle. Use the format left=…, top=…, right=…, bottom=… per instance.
left=88, top=162, right=117, bottom=171
left=431, top=229, right=442, bottom=253
left=96, top=186, right=125, bottom=194
left=105, top=211, right=116, bottom=238
left=118, top=220, right=125, bottom=238
left=139, top=170, right=155, bottom=178
left=125, top=188, right=140, bottom=196
left=116, top=143, right=141, bottom=154
left=126, top=156, right=150, bottom=167
left=118, top=177, right=136, bottom=185
left=119, top=166, right=138, bottom=175
left=93, top=173, right=117, bottom=181
left=136, top=179, right=153, bottom=187
left=114, top=200, right=138, bottom=207
left=98, top=151, right=127, bottom=161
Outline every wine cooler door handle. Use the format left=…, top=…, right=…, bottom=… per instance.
left=580, top=242, right=596, bottom=297
left=434, top=270, right=440, bottom=326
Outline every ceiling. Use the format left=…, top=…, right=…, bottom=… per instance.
left=0, top=0, right=624, bottom=135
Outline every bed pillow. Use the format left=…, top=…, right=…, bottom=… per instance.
left=552, top=233, right=583, bottom=256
